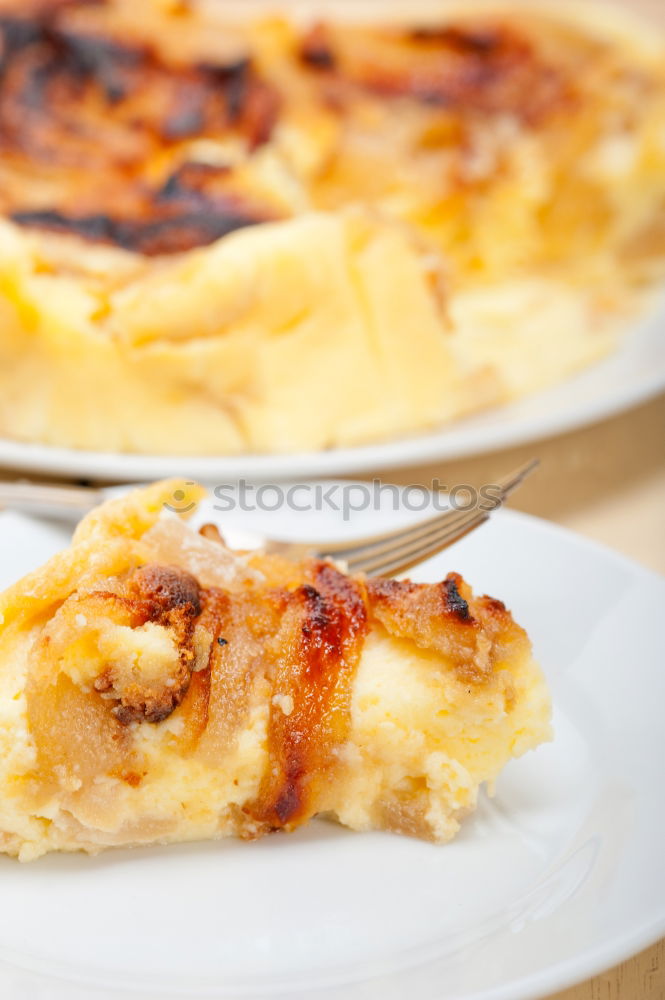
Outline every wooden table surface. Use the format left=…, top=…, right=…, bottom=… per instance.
left=377, top=391, right=665, bottom=999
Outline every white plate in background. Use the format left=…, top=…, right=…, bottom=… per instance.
left=0, top=487, right=663, bottom=999
left=0, top=293, right=663, bottom=482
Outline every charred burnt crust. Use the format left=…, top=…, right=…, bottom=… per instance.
left=299, top=23, right=336, bottom=69
left=10, top=201, right=268, bottom=256
left=0, top=6, right=278, bottom=254
left=442, top=574, right=470, bottom=621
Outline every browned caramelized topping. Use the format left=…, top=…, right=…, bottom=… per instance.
left=27, top=552, right=525, bottom=827
left=128, top=564, right=201, bottom=618
left=299, top=22, right=336, bottom=70
left=0, top=1, right=280, bottom=253
left=367, top=572, right=512, bottom=683
left=310, top=21, right=572, bottom=125
left=89, top=565, right=203, bottom=724
left=300, top=16, right=553, bottom=112
left=0, top=2, right=585, bottom=255
left=118, top=769, right=143, bottom=787
left=249, top=561, right=369, bottom=830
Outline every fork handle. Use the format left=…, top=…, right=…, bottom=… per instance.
left=0, top=481, right=104, bottom=519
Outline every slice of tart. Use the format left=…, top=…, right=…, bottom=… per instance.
left=0, top=480, right=551, bottom=861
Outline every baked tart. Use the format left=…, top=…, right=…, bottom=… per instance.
left=0, top=0, right=663, bottom=454
left=0, top=480, right=551, bottom=860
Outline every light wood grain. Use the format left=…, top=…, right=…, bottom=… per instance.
left=379, top=392, right=665, bottom=574
left=545, top=940, right=665, bottom=1000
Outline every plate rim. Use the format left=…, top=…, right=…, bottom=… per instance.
left=0, top=345, right=663, bottom=483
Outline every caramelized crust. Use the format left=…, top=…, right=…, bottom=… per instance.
left=0, top=0, right=281, bottom=254
left=249, top=561, right=368, bottom=831
left=367, top=572, right=518, bottom=684
left=0, top=2, right=571, bottom=256
left=0, top=0, right=660, bottom=275
left=299, top=19, right=572, bottom=124
left=128, top=564, right=202, bottom=619
left=24, top=550, right=530, bottom=835
left=35, top=565, right=205, bottom=726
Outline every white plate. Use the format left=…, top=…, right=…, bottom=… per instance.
left=0, top=487, right=663, bottom=1000
left=0, top=293, right=664, bottom=481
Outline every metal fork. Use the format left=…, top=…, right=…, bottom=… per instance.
left=264, top=460, right=537, bottom=576
left=0, top=460, right=536, bottom=576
